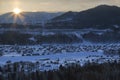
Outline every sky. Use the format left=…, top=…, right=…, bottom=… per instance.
left=0, top=0, right=120, bottom=14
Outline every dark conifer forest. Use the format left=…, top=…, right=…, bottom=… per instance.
left=0, top=61, right=120, bottom=80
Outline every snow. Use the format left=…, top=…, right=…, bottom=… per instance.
left=0, top=44, right=120, bottom=71
left=0, top=51, right=119, bottom=71
left=29, top=37, right=36, bottom=41
left=3, top=52, right=22, bottom=57
left=97, top=50, right=104, bottom=53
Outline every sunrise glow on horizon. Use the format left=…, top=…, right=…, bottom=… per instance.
left=0, top=0, right=120, bottom=14
left=13, top=8, right=21, bottom=14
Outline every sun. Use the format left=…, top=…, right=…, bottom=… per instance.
left=13, top=8, right=21, bottom=14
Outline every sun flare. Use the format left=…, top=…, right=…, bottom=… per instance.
left=13, top=8, right=21, bottom=14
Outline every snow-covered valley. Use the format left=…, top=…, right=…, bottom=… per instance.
left=0, top=44, right=120, bottom=71
left=0, top=4, right=120, bottom=80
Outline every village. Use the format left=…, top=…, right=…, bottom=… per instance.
left=0, top=44, right=120, bottom=56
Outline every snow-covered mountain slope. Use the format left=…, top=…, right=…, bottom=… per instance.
left=0, top=12, right=63, bottom=25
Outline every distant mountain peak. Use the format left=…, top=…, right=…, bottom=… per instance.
left=0, top=12, right=64, bottom=25
left=95, top=4, right=119, bottom=9
left=46, top=5, right=120, bottom=29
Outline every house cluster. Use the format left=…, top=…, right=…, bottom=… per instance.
left=0, top=44, right=120, bottom=56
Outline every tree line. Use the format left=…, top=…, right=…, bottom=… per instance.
left=0, top=61, right=120, bottom=80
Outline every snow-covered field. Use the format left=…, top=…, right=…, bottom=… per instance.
left=0, top=52, right=119, bottom=71
left=0, top=28, right=107, bottom=35
left=0, top=44, right=120, bottom=71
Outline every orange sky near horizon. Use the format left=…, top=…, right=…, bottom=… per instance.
left=0, top=0, right=119, bottom=14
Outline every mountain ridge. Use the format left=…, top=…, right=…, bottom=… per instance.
left=46, top=5, right=120, bottom=29
left=0, top=12, right=63, bottom=25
